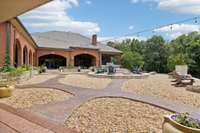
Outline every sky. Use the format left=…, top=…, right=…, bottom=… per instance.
left=19, top=0, right=200, bottom=41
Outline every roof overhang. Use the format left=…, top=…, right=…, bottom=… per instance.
left=0, top=0, right=52, bottom=23
left=101, top=51, right=123, bottom=55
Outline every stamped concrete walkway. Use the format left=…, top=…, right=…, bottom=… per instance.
left=16, top=72, right=200, bottom=124
left=0, top=103, right=77, bottom=133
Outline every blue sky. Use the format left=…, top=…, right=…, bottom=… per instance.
left=20, top=0, right=200, bottom=41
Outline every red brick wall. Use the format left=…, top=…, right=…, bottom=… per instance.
left=0, top=21, right=37, bottom=67
left=37, top=48, right=70, bottom=66
left=70, top=48, right=101, bottom=67
left=0, top=22, right=7, bottom=66
left=37, top=48, right=101, bottom=67
left=0, top=21, right=103, bottom=68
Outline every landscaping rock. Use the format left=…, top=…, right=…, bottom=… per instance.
left=65, top=98, right=171, bottom=133
left=59, top=74, right=111, bottom=90
left=0, top=88, right=73, bottom=108
left=122, top=74, right=200, bottom=108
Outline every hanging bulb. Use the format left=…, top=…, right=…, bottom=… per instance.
left=170, top=25, right=173, bottom=30
left=195, top=17, right=198, bottom=24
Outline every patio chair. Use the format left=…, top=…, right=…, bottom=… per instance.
left=174, top=78, right=194, bottom=87
left=96, top=68, right=105, bottom=74
left=131, top=66, right=142, bottom=74
left=171, top=73, right=194, bottom=87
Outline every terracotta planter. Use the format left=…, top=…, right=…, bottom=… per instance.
left=163, top=115, right=200, bottom=133
left=0, top=85, right=14, bottom=98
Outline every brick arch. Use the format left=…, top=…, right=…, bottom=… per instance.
left=38, top=54, right=67, bottom=69
left=71, top=49, right=100, bottom=67
left=38, top=53, right=67, bottom=59
left=73, top=52, right=98, bottom=60
left=22, top=45, right=28, bottom=65
left=74, top=53, right=97, bottom=68
left=13, top=39, right=22, bottom=67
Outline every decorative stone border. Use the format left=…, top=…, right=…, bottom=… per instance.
left=0, top=70, right=39, bottom=83
left=88, top=72, right=149, bottom=79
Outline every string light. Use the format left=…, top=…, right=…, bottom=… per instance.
left=99, top=16, right=200, bottom=43
left=170, top=24, right=173, bottom=30
left=195, top=17, right=198, bottom=23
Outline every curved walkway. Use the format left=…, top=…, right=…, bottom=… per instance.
left=16, top=73, right=200, bottom=124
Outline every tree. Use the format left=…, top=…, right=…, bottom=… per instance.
left=144, top=36, right=168, bottom=73
left=188, top=41, right=200, bottom=78
left=121, top=51, right=144, bottom=70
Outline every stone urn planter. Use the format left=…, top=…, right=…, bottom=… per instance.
left=0, top=85, right=14, bottom=98
left=163, top=114, right=200, bottom=133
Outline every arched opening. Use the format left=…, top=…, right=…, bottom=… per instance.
left=74, top=54, right=96, bottom=68
left=39, top=54, right=66, bottom=69
left=23, top=46, right=28, bottom=65
left=29, top=50, right=32, bottom=65
left=13, top=40, right=22, bottom=67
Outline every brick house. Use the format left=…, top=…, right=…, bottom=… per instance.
left=0, top=18, right=121, bottom=69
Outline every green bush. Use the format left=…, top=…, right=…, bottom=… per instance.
left=0, top=65, right=15, bottom=73
left=167, top=54, right=189, bottom=71
left=121, top=52, right=144, bottom=70
left=9, top=65, right=31, bottom=77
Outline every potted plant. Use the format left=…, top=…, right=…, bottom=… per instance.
left=0, top=82, right=14, bottom=98
left=163, top=113, right=200, bottom=133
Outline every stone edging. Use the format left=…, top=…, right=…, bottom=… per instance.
left=87, top=72, right=149, bottom=79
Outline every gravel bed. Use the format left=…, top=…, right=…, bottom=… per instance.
left=59, top=74, right=112, bottom=90
left=0, top=88, right=72, bottom=108
left=19, top=74, right=57, bottom=85
left=65, top=98, right=171, bottom=133
left=122, top=74, right=200, bottom=108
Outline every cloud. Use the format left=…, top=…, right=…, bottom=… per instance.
left=154, top=24, right=200, bottom=38
left=130, top=0, right=200, bottom=14
left=129, top=25, right=134, bottom=30
left=130, top=0, right=139, bottom=4
left=158, top=0, right=200, bottom=14
left=19, top=0, right=100, bottom=35
left=98, top=36, right=146, bottom=43
left=85, top=0, right=92, bottom=5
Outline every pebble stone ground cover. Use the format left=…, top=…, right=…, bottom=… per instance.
left=122, top=74, right=200, bottom=108
left=65, top=97, right=171, bottom=133
left=59, top=74, right=112, bottom=90
left=1, top=72, right=199, bottom=133
left=0, top=88, right=73, bottom=108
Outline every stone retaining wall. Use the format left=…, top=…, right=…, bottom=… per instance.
left=0, top=70, right=39, bottom=83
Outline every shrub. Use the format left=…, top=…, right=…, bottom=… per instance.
left=0, top=65, right=15, bottom=73
left=167, top=54, right=189, bottom=71
left=39, top=65, right=46, bottom=73
left=121, top=52, right=144, bottom=70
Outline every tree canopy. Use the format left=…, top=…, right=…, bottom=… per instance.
left=108, top=32, right=200, bottom=78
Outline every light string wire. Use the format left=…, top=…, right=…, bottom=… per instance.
left=99, top=16, right=200, bottom=43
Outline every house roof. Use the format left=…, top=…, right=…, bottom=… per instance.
left=32, top=31, right=122, bottom=54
